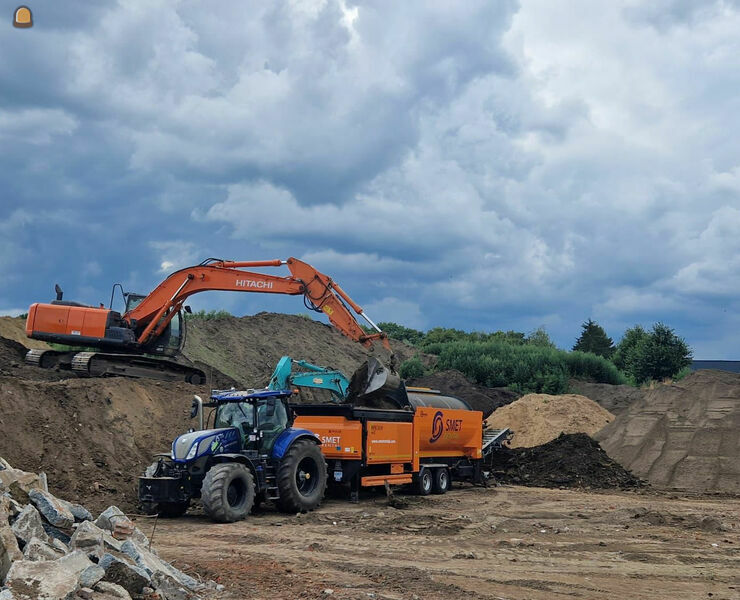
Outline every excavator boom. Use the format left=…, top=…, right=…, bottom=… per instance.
left=25, top=256, right=391, bottom=384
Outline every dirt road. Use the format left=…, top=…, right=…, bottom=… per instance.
left=141, top=485, right=739, bottom=600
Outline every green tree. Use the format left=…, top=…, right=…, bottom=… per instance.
left=572, top=319, right=614, bottom=358
left=526, top=327, right=556, bottom=348
left=614, top=323, right=692, bottom=384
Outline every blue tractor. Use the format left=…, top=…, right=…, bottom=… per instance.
left=138, top=388, right=328, bottom=523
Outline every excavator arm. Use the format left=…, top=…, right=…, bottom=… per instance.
left=128, top=257, right=390, bottom=352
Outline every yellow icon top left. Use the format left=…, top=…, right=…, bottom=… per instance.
left=14, top=6, right=33, bottom=28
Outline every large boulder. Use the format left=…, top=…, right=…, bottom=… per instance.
left=22, top=536, right=64, bottom=561
left=79, top=564, right=106, bottom=588
left=0, top=523, right=23, bottom=581
left=28, top=489, right=74, bottom=529
left=99, top=553, right=150, bottom=596
left=4, top=550, right=93, bottom=599
left=151, top=571, right=192, bottom=600
left=70, top=521, right=123, bottom=559
left=94, top=581, right=133, bottom=599
left=0, top=494, right=23, bottom=520
left=120, top=540, right=199, bottom=590
left=4, top=474, right=42, bottom=505
left=10, top=505, right=50, bottom=547
left=60, top=500, right=94, bottom=523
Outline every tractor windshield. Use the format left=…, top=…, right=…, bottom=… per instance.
left=215, top=402, right=254, bottom=436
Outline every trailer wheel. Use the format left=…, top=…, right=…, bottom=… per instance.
left=277, top=439, right=327, bottom=513
left=432, top=468, right=450, bottom=494
left=417, top=467, right=433, bottom=496
left=201, top=463, right=255, bottom=523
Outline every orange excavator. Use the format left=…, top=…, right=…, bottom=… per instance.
left=25, top=257, right=391, bottom=384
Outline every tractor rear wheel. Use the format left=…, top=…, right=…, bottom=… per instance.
left=201, top=463, right=255, bottom=523
left=277, top=440, right=327, bottom=513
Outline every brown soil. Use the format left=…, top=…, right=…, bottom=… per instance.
left=595, top=370, right=740, bottom=493
left=145, top=485, right=740, bottom=600
left=569, top=378, right=645, bottom=415
left=488, top=433, right=644, bottom=489
left=485, top=393, right=615, bottom=447
left=0, top=316, right=50, bottom=349
left=0, top=374, right=206, bottom=513
left=183, top=312, right=422, bottom=387
left=407, top=369, right=519, bottom=417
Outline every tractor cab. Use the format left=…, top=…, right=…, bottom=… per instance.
left=208, top=389, right=292, bottom=455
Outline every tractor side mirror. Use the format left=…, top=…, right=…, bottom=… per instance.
left=191, top=395, right=203, bottom=430
left=184, top=305, right=192, bottom=314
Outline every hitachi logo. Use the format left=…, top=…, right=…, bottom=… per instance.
left=235, top=279, right=273, bottom=289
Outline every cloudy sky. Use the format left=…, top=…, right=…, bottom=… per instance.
left=2, top=0, right=739, bottom=358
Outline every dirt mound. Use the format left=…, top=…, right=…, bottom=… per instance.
left=485, top=393, right=615, bottom=447
left=0, top=336, right=69, bottom=381
left=489, top=433, right=644, bottom=489
left=184, top=311, right=422, bottom=386
left=407, top=369, right=519, bottom=417
left=0, top=316, right=50, bottom=349
left=0, top=375, right=205, bottom=513
left=569, top=379, right=645, bottom=415
left=595, top=370, right=740, bottom=493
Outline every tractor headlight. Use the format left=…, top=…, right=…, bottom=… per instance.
left=185, top=442, right=199, bottom=461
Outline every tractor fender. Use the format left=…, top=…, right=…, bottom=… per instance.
left=208, top=454, right=260, bottom=480
left=272, top=428, right=321, bottom=460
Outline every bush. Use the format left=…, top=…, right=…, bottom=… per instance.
left=424, top=340, right=625, bottom=394
left=399, top=356, right=427, bottom=379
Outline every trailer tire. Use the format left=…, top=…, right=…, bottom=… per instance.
left=432, top=467, right=450, bottom=494
left=201, top=463, right=255, bottom=523
left=417, top=467, right=433, bottom=496
left=277, top=440, right=327, bottom=513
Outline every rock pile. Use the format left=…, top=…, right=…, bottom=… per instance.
left=0, top=458, right=204, bottom=600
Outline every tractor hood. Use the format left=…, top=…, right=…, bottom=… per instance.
left=172, top=427, right=241, bottom=462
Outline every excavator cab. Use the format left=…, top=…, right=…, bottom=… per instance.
left=125, top=292, right=186, bottom=357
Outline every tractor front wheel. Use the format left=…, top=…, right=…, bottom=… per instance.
left=277, top=440, right=327, bottom=513
left=201, top=463, right=255, bottom=523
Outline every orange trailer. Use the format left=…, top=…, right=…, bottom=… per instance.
left=293, top=389, right=499, bottom=498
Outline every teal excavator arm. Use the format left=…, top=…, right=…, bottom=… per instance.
left=267, top=356, right=349, bottom=403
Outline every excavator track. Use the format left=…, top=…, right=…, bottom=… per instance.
left=71, top=352, right=206, bottom=384
left=25, top=348, right=75, bottom=370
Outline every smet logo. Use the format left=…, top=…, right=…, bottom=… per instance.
left=429, top=411, right=463, bottom=444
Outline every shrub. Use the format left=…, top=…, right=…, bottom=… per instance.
left=425, top=340, right=625, bottom=394
left=399, top=356, right=427, bottom=379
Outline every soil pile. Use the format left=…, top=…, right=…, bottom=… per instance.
left=0, top=375, right=204, bottom=512
left=0, top=316, right=50, bottom=350
left=485, top=393, right=615, bottom=448
left=595, top=370, right=740, bottom=493
left=407, top=369, right=519, bottom=418
left=489, top=433, right=644, bottom=489
left=184, top=312, right=422, bottom=387
left=569, top=379, right=645, bottom=415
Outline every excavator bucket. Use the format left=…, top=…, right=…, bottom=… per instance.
left=346, top=357, right=407, bottom=407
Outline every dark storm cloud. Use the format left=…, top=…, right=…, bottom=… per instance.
left=1, top=0, right=739, bottom=358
